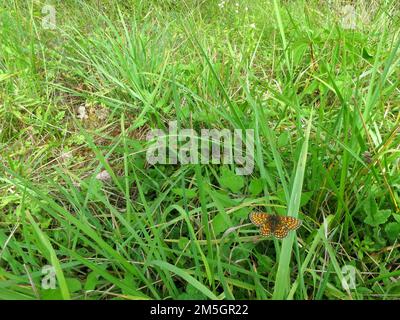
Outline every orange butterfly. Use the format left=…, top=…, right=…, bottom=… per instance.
left=249, top=212, right=302, bottom=239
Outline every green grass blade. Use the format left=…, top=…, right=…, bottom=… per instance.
left=273, top=110, right=313, bottom=299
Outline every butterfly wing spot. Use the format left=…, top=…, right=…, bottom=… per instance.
left=260, top=223, right=273, bottom=237
left=250, top=213, right=302, bottom=239
left=273, top=223, right=289, bottom=239
left=281, top=216, right=302, bottom=231
left=249, top=212, right=269, bottom=227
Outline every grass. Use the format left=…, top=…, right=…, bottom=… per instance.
left=0, top=0, right=399, bottom=300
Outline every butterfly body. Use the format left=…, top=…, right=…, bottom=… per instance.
left=265, top=214, right=280, bottom=230
left=249, top=212, right=302, bottom=239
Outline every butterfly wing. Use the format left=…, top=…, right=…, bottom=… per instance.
left=251, top=213, right=302, bottom=239
left=249, top=212, right=270, bottom=227
left=280, top=216, right=302, bottom=231
left=272, top=222, right=289, bottom=239
left=260, top=222, right=273, bottom=237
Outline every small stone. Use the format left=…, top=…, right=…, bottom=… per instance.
left=96, top=170, right=111, bottom=181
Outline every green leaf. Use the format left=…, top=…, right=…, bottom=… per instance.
left=121, top=273, right=138, bottom=296
left=84, top=272, right=100, bottom=291
left=364, top=195, right=378, bottom=217
left=385, top=222, right=400, bottom=241
left=234, top=206, right=252, bottom=219
left=362, top=47, right=373, bottom=60
left=178, top=237, right=190, bottom=250
left=41, top=289, right=64, bottom=300
left=173, top=188, right=197, bottom=199
left=66, top=278, right=82, bottom=293
left=277, top=131, right=290, bottom=147
left=364, top=209, right=391, bottom=227
left=249, top=178, right=263, bottom=196
left=393, top=214, right=400, bottom=223
left=300, top=191, right=314, bottom=206
left=219, top=167, right=244, bottom=193
left=208, top=190, right=236, bottom=207
left=212, top=212, right=228, bottom=236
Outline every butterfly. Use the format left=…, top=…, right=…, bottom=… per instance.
left=249, top=212, right=302, bottom=239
